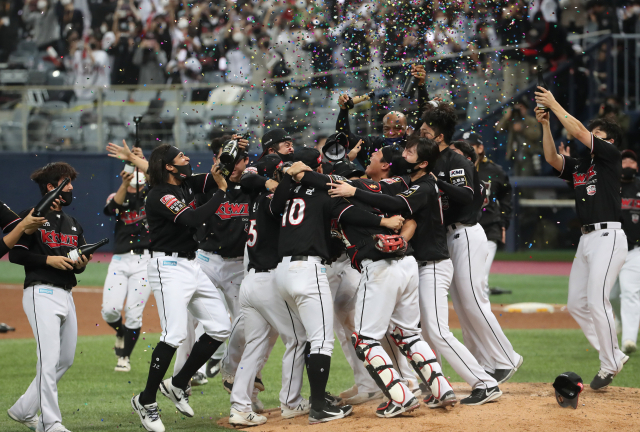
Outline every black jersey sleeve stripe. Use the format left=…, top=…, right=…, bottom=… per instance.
left=336, top=204, right=354, bottom=222
left=558, top=154, right=566, bottom=177
left=202, top=173, right=210, bottom=193
left=399, top=195, right=413, bottom=215
left=172, top=206, right=189, bottom=223
left=3, top=217, right=20, bottom=231
left=14, top=244, right=28, bottom=250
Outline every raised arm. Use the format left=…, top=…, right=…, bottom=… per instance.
left=535, top=87, right=592, bottom=149
left=535, top=108, right=563, bottom=171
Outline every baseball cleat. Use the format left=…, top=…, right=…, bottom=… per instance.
left=228, top=408, right=267, bottom=427
left=42, top=424, right=71, bottom=432
left=206, top=358, right=221, bottom=378
left=159, top=378, right=194, bottom=417
left=339, top=384, right=358, bottom=400
left=131, top=394, right=164, bottom=432
left=411, top=387, right=422, bottom=398
left=345, top=390, right=383, bottom=405
left=590, top=369, right=615, bottom=390
left=115, top=356, right=131, bottom=372
left=490, top=369, right=516, bottom=384
left=324, top=392, right=342, bottom=407
left=254, top=376, right=265, bottom=391
left=425, top=390, right=457, bottom=409
left=115, top=334, right=125, bottom=357
left=281, top=399, right=310, bottom=419
left=7, top=409, right=39, bottom=431
left=308, top=404, right=353, bottom=424
left=375, top=397, right=420, bottom=418
left=223, top=378, right=234, bottom=394
left=460, top=386, right=502, bottom=405
left=251, top=395, right=265, bottom=413
left=190, top=371, right=208, bottom=387
left=622, top=340, right=637, bottom=355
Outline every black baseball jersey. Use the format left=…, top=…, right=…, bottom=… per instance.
left=397, top=175, right=449, bottom=262
left=197, top=180, right=250, bottom=258
left=145, top=174, right=214, bottom=253
left=558, top=135, right=621, bottom=225
left=11, top=210, right=86, bottom=288
left=247, top=190, right=280, bottom=271
left=433, top=148, right=477, bottom=226
left=0, top=200, right=21, bottom=258
left=477, top=158, right=513, bottom=243
left=104, top=190, right=150, bottom=254
left=621, top=177, right=640, bottom=249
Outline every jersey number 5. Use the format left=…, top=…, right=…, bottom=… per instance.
left=247, top=220, right=257, bottom=247
left=281, top=198, right=306, bottom=227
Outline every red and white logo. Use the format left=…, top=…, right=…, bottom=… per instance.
left=39, top=229, right=78, bottom=248
left=215, top=202, right=249, bottom=220
left=586, top=185, right=596, bottom=196
left=121, top=207, right=147, bottom=225
left=573, top=165, right=597, bottom=187
left=632, top=214, right=639, bottom=224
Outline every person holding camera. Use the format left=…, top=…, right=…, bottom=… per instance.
left=495, top=100, right=542, bottom=176
left=133, top=32, right=168, bottom=85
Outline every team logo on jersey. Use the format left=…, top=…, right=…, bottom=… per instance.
left=121, top=207, right=147, bottom=225
left=380, top=177, right=402, bottom=184
left=632, top=214, right=640, bottom=224
left=215, top=202, right=249, bottom=220
left=398, top=185, right=420, bottom=198
left=161, top=194, right=187, bottom=214
left=621, top=198, right=640, bottom=209
left=450, top=169, right=465, bottom=177
left=39, top=229, right=78, bottom=248
left=586, top=185, right=596, bottom=196
left=359, top=179, right=381, bottom=192
left=573, top=165, right=597, bottom=186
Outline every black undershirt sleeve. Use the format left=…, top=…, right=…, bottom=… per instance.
left=175, top=190, right=226, bottom=227
left=339, top=205, right=383, bottom=227
left=436, top=179, right=474, bottom=204
left=270, top=174, right=293, bottom=215
left=0, top=239, right=10, bottom=259
left=240, top=173, right=268, bottom=190
left=353, top=188, right=409, bottom=213
left=9, top=234, right=48, bottom=268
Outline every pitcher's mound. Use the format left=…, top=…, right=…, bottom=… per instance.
left=217, top=382, right=640, bottom=431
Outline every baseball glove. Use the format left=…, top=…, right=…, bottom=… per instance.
left=373, top=234, right=407, bottom=255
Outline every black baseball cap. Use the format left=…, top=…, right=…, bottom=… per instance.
left=255, top=153, right=283, bottom=178
left=462, top=131, right=483, bottom=147
left=261, top=129, right=291, bottom=154
left=322, top=132, right=349, bottom=162
left=293, top=147, right=322, bottom=170
left=553, top=372, right=584, bottom=409
left=381, top=144, right=413, bottom=176
left=331, top=160, right=364, bottom=179
left=621, top=149, right=637, bottom=162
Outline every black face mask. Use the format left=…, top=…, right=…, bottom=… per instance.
left=278, top=152, right=294, bottom=163
left=621, top=167, right=637, bottom=181
left=171, top=163, right=192, bottom=179
left=59, top=191, right=73, bottom=206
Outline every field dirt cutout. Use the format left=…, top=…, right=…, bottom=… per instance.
left=217, top=382, right=640, bottom=431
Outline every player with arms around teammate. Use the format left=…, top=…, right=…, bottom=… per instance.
left=128, top=145, right=232, bottom=432
left=536, top=88, right=628, bottom=389
left=421, top=103, right=523, bottom=388
left=101, top=163, right=151, bottom=373
left=8, top=163, right=91, bottom=432
left=271, top=148, right=404, bottom=424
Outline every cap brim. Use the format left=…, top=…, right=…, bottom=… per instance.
left=555, top=391, right=579, bottom=409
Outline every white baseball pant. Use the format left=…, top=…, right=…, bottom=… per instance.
left=483, top=240, right=498, bottom=298
left=231, top=269, right=306, bottom=412
left=619, top=247, right=640, bottom=345
left=447, top=223, right=521, bottom=372
left=10, top=285, right=77, bottom=432
left=568, top=227, right=628, bottom=374
left=195, top=251, right=245, bottom=379
left=146, top=255, right=231, bottom=348
left=418, top=259, right=498, bottom=390
left=101, top=252, right=151, bottom=329
left=276, top=256, right=334, bottom=357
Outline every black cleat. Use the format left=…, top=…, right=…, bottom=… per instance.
left=254, top=376, right=265, bottom=391
left=590, top=370, right=615, bottom=390
left=206, top=358, right=221, bottom=378
left=223, top=378, right=233, bottom=394
left=488, top=368, right=517, bottom=384
left=324, top=392, right=342, bottom=407
left=308, top=405, right=353, bottom=424
left=460, top=386, right=502, bottom=406
left=489, top=287, right=512, bottom=295
left=375, top=397, right=420, bottom=418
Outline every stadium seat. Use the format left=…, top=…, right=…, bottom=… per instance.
left=104, top=90, right=129, bottom=102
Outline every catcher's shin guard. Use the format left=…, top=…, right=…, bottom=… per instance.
left=352, top=333, right=410, bottom=404
left=390, top=327, right=454, bottom=400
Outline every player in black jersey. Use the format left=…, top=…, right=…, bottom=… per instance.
left=260, top=128, right=295, bottom=161
left=8, top=162, right=92, bottom=432
left=0, top=200, right=47, bottom=259
left=271, top=147, right=403, bottom=424
left=102, top=161, right=151, bottom=373
left=125, top=144, right=235, bottom=432
left=465, top=133, right=513, bottom=296
left=420, top=103, right=522, bottom=391
left=537, top=87, right=629, bottom=389
left=610, top=150, right=640, bottom=356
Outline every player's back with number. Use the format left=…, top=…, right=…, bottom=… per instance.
left=247, top=190, right=280, bottom=270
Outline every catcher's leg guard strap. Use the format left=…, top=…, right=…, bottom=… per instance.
left=352, top=333, right=409, bottom=403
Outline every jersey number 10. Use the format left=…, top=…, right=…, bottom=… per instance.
left=281, top=198, right=306, bottom=227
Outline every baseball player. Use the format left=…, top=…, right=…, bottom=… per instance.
left=465, top=133, right=513, bottom=296
left=123, top=144, right=232, bottom=432
left=536, top=87, right=628, bottom=389
left=8, top=162, right=91, bottom=432
left=101, top=167, right=150, bottom=373
left=259, top=129, right=295, bottom=161
left=613, top=150, right=640, bottom=354
left=228, top=154, right=310, bottom=426
left=421, top=103, right=523, bottom=390
left=329, top=139, right=500, bottom=407
left=0, top=201, right=47, bottom=258
left=271, top=147, right=404, bottom=424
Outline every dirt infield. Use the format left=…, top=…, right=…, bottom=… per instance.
left=217, top=382, right=640, bottom=431
left=0, top=281, right=579, bottom=340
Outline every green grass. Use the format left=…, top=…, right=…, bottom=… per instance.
left=488, top=274, right=569, bottom=305
left=1, top=330, right=638, bottom=431
left=495, top=250, right=576, bottom=262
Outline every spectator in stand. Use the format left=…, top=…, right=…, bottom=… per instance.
left=57, top=0, right=83, bottom=45
left=495, top=100, right=543, bottom=176
left=133, top=32, right=168, bottom=85
left=237, top=32, right=278, bottom=104
left=560, top=0, right=588, bottom=33
left=22, top=0, right=61, bottom=51
left=70, top=35, right=111, bottom=100
left=147, top=12, right=173, bottom=62
left=496, top=0, right=531, bottom=98
left=585, top=0, right=620, bottom=34
left=0, top=12, right=19, bottom=62
left=304, top=26, right=335, bottom=91
left=110, top=5, right=140, bottom=85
